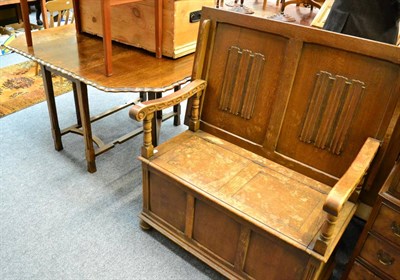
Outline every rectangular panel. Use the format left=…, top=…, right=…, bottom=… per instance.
left=244, top=230, right=307, bottom=279
left=193, top=199, right=241, bottom=265
left=275, top=43, right=399, bottom=179
left=149, top=171, right=186, bottom=232
left=200, top=22, right=288, bottom=146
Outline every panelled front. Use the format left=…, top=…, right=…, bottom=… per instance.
left=142, top=163, right=311, bottom=280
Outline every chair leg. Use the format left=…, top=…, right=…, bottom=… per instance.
left=35, top=62, right=39, bottom=75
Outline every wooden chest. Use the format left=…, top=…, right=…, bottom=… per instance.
left=78, top=0, right=214, bottom=58
left=130, top=7, right=400, bottom=279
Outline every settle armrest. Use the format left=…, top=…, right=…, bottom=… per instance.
left=129, top=79, right=207, bottom=122
left=324, top=137, right=381, bottom=217
left=313, top=137, right=380, bottom=255
left=129, top=79, right=207, bottom=158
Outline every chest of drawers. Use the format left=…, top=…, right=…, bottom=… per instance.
left=345, top=161, right=400, bottom=279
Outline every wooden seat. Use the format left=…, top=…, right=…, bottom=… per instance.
left=45, top=0, right=74, bottom=27
left=35, top=0, right=74, bottom=75
left=129, top=7, right=400, bottom=280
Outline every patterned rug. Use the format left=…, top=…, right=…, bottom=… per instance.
left=0, top=61, right=72, bottom=117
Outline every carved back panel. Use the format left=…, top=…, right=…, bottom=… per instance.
left=189, top=7, right=400, bottom=203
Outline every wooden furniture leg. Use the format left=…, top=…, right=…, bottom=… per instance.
left=72, top=83, right=82, bottom=126
left=40, top=0, right=48, bottom=28
left=72, top=0, right=82, bottom=33
left=101, top=0, right=113, bottom=76
left=173, top=85, right=181, bottom=126
left=99, top=0, right=163, bottom=76
left=147, top=92, right=161, bottom=147
left=155, top=0, right=162, bottom=58
left=20, top=0, right=32, bottom=46
left=75, top=81, right=97, bottom=173
left=40, top=64, right=63, bottom=151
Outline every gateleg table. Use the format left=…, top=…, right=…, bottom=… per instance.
left=7, top=25, right=194, bottom=173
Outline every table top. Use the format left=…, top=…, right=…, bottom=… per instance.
left=0, top=0, right=35, bottom=6
left=7, top=25, right=195, bottom=92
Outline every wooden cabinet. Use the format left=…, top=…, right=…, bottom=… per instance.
left=345, top=161, right=400, bottom=279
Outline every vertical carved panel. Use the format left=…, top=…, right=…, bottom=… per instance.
left=300, top=71, right=365, bottom=155
left=219, top=46, right=265, bottom=120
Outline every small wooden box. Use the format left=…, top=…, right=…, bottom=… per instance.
left=79, top=0, right=214, bottom=58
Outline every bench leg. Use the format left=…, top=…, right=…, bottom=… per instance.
left=140, top=219, right=152, bottom=230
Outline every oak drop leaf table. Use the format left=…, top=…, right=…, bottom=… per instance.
left=7, top=25, right=194, bottom=172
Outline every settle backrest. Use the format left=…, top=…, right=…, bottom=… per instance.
left=188, top=7, right=400, bottom=204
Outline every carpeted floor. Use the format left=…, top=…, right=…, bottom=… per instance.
left=0, top=78, right=365, bottom=280
left=0, top=74, right=227, bottom=279
left=0, top=60, right=72, bottom=117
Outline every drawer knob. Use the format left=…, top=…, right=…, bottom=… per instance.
left=392, top=221, right=400, bottom=237
left=377, top=250, right=394, bottom=266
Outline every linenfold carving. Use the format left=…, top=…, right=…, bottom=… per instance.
left=219, top=46, right=265, bottom=120
left=300, top=71, right=365, bottom=155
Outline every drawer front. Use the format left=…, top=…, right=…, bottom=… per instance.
left=348, top=261, right=382, bottom=280
left=372, top=203, right=400, bottom=247
left=360, top=234, right=400, bottom=279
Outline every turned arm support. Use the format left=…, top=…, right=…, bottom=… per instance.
left=313, top=137, right=381, bottom=255
left=323, top=137, right=381, bottom=216
left=129, top=79, right=207, bottom=158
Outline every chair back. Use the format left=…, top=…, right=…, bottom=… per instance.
left=188, top=7, right=400, bottom=201
left=45, top=0, right=74, bottom=28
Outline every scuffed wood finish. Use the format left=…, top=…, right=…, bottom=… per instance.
left=130, top=6, right=400, bottom=280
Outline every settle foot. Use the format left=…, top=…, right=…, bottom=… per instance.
left=140, top=219, right=152, bottom=231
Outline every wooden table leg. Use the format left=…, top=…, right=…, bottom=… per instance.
left=41, top=65, right=63, bottom=151
left=75, top=81, right=97, bottom=173
left=156, top=92, right=163, bottom=120
left=72, top=83, right=82, bottom=126
left=148, top=92, right=161, bottom=147
left=173, top=85, right=181, bottom=126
